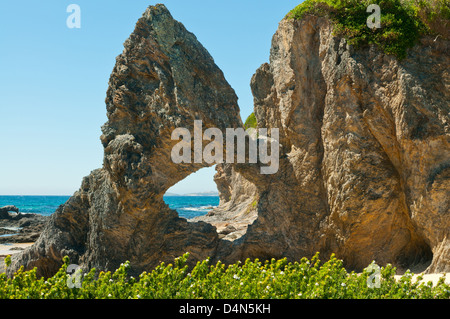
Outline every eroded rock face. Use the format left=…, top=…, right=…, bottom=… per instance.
left=8, top=4, right=241, bottom=277
left=238, top=16, right=449, bottom=272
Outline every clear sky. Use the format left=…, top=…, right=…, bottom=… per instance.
left=0, top=0, right=300, bottom=195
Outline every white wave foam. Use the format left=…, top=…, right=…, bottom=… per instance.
left=180, top=205, right=217, bottom=212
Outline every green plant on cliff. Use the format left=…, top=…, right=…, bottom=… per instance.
left=288, top=0, right=449, bottom=59
left=1, top=253, right=450, bottom=299
left=244, top=112, right=257, bottom=130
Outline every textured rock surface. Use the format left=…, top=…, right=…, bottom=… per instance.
left=8, top=7, right=449, bottom=276
left=0, top=206, right=20, bottom=219
left=0, top=213, right=48, bottom=244
left=238, top=15, right=449, bottom=272
left=8, top=4, right=241, bottom=277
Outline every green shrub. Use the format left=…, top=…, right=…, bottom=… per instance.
left=287, top=0, right=449, bottom=59
left=1, top=252, right=449, bottom=299
left=244, top=112, right=257, bottom=130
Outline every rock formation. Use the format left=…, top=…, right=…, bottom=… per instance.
left=8, top=4, right=241, bottom=277
left=237, top=15, right=449, bottom=272
left=199, top=13, right=449, bottom=273
left=0, top=213, right=48, bottom=243
left=0, top=205, right=20, bottom=219
left=8, top=4, right=449, bottom=277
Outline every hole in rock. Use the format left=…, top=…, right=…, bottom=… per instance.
left=396, top=240, right=433, bottom=275
left=163, top=166, right=219, bottom=220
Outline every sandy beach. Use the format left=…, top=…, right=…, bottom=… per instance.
left=0, top=242, right=34, bottom=274
left=394, top=273, right=450, bottom=286
left=0, top=242, right=34, bottom=257
left=0, top=210, right=48, bottom=274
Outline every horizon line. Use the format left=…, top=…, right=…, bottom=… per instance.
left=0, top=192, right=219, bottom=197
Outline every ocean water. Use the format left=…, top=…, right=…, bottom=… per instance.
left=0, top=195, right=70, bottom=216
left=0, top=195, right=218, bottom=219
left=163, top=196, right=219, bottom=219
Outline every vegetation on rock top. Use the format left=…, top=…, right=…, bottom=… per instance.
left=288, top=0, right=449, bottom=59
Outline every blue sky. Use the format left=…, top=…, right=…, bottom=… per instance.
left=0, top=0, right=299, bottom=195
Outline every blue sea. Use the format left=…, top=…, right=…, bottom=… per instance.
left=0, top=195, right=219, bottom=219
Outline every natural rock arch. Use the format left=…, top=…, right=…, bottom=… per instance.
left=8, top=4, right=449, bottom=277
left=8, top=4, right=243, bottom=277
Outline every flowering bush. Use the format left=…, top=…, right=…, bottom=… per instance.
left=1, top=253, right=449, bottom=299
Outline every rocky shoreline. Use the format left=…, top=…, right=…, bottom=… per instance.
left=0, top=208, right=47, bottom=274
left=0, top=209, right=48, bottom=244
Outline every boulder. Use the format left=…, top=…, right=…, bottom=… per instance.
left=0, top=206, right=19, bottom=219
